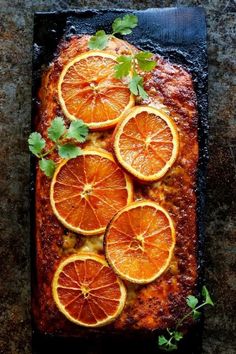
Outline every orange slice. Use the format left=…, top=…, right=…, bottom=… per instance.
left=58, top=51, right=134, bottom=130
left=52, top=253, right=127, bottom=327
left=113, top=106, right=179, bottom=182
left=104, top=200, right=175, bottom=284
left=50, top=149, right=133, bottom=235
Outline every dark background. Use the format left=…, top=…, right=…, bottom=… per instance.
left=0, top=1, right=235, bottom=354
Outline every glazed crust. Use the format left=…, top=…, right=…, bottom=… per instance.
left=32, top=35, right=198, bottom=334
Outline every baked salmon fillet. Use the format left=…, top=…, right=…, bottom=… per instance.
left=32, top=35, right=198, bottom=334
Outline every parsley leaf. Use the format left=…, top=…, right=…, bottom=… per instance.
left=39, top=158, right=56, bottom=178
left=29, top=116, right=89, bottom=178
left=128, top=75, right=140, bottom=95
left=186, top=295, right=199, bottom=309
left=129, top=73, right=148, bottom=99
left=135, top=51, right=156, bottom=72
left=58, top=144, right=82, bottom=159
left=114, top=55, right=132, bottom=79
left=158, top=287, right=214, bottom=352
left=137, top=84, right=149, bottom=100
left=202, top=286, right=214, bottom=306
left=67, top=120, right=89, bottom=143
left=28, top=132, right=45, bottom=156
left=158, top=331, right=181, bottom=352
left=48, top=117, right=65, bottom=142
left=168, top=343, right=178, bottom=351
left=88, top=30, right=109, bottom=50
left=114, top=51, right=155, bottom=98
left=112, top=14, right=138, bottom=35
left=88, top=15, right=138, bottom=50
left=158, top=335, right=168, bottom=346
left=193, top=310, right=201, bottom=320
left=174, top=331, right=183, bottom=341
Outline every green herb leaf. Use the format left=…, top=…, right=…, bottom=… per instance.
left=137, top=84, right=149, bottom=100
left=28, top=132, right=45, bottom=156
left=202, top=286, right=214, bottom=306
left=129, top=74, right=148, bottom=99
left=160, top=341, right=178, bottom=352
left=158, top=335, right=168, bottom=346
left=135, top=51, right=153, bottom=60
left=48, top=117, right=66, bottom=142
left=158, top=287, right=214, bottom=352
left=114, top=55, right=132, bottom=79
left=58, top=144, right=82, bottom=159
left=174, top=331, right=183, bottom=341
left=135, top=51, right=156, bottom=72
left=186, top=295, right=199, bottom=309
left=193, top=310, right=201, bottom=320
left=39, top=158, right=56, bottom=178
left=88, top=30, right=109, bottom=50
left=167, top=343, right=178, bottom=351
left=67, top=120, right=89, bottom=143
left=129, top=74, right=140, bottom=95
left=158, top=330, right=183, bottom=352
left=112, top=14, right=138, bottom=35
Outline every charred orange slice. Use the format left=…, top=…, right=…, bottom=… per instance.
left=105, top=200, right=175, bottom=284
left=58, top=51, right=134, bottom=130
left=50, top=149, right=133, bottom=235
left=52, top=253, right=127, bottom=327
left=113, top=106, right=179, bottom=182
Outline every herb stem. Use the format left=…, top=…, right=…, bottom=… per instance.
left=176, top=301, right=207, bottom=329
left=40, top=144, right=57, bottom=158
left=40, top=129, right=69, bottom=158
left=158, top=287, right=213, bottom=351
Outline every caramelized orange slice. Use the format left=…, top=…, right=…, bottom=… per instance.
left=105, top=200, right=175, bottom=284
left=113, top=106, right=179, bottom=182
left=52, top=254, right=127, bottom=327
left=58, top=51, right=134, bottom=130
left=50, top=149, right=133, bottom=235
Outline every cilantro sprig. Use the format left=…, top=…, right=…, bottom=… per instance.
left=112, top=14, right=138, bottom=35
left=115, top=51, right=156, bottom=99
left=158, top=286, right=214, bottom=352
left=88, top=14, right=138, bottom=50
left=28, top=132, right=45, bottom=157
left=28, top=117, right=89, bottom=178
left=88, top=14, right=156, bottom=100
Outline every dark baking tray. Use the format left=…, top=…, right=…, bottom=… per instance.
left=31, top=7, right=208, bottom=354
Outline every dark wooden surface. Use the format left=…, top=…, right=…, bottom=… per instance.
left=0, top=1, right=235, bottom=354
